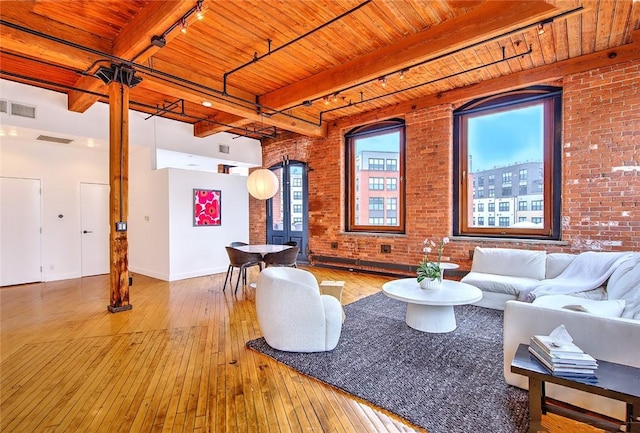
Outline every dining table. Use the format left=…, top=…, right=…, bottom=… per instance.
left=234, top=244, right=292, bottom=288
left=235, top=244, right=291, bottom=257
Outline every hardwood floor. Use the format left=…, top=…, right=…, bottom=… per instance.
left=1, top=266, right=604, bottom=433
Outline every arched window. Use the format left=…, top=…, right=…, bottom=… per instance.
left=345, top=119, right=405, bottom=233
left=453, top=86, right=562, bottom=239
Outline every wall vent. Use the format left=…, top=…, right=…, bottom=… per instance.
left=10, top=102, right=36, bottom=119
left=0, top=100, right=7, bottom=114
left=218, top=144, right=230, bottom=154
left=37, top=134, right=74, bottom=144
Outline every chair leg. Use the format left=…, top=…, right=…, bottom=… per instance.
left=234, top=266, right=242, bottom=293
left=223, top=265, right=233, bottom=291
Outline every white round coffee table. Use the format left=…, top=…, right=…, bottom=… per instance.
left=382, top=278, right=482, bottom=333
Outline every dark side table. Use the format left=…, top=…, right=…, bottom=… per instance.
left=510, top=343, right=640, bottom=433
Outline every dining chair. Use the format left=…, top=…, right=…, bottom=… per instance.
left=229, top=241, right=248, bottom=247
left=223, top=246, right=263, bottom=293
left=263, top=246, right=299, bottom=268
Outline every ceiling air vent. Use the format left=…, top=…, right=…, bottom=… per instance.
left=10, top=102, right=36, bottom=119
left=36, top=134, right=74, bottom=144
left=218, top=144, right=230, bottom=154
left=0, top=100, right=7, bottom=114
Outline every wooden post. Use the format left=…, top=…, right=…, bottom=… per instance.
left=107, top=82, right=132, bottom=313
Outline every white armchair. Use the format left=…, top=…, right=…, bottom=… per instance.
left=255, top=267, right=343, bottom=352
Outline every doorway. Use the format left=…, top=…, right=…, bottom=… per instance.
left=266, top=160, right=308, bottom=263
left=0, top=177, right=42, bottom=286
left=80, top=183, right=110, bottom=276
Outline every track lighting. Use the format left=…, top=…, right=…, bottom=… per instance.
left=378, top=77, right=387, bottom=87
left=399, top=69, right=408, bottom=79
left=196, top=0, right=204, bottom=20
left=323, top=96, right=329, bottom=105
left=538, top=23, right=545, bottom=35
left=181, top=19, right=188, bottom=34
left=333, top=93, right=339, bottom=102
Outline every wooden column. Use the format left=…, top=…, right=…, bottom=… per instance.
left=107, top=82, right=132, bottom=313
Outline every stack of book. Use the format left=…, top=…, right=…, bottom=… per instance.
left=529, top=335, right=598, bottom=381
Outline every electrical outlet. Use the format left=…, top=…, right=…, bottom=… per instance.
left=381, top=244, right=391, bottom=253
left=331, top=242, right=338, bottom=249
left=115, top=221, right=127, bottom=232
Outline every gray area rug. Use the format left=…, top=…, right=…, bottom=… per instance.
left=246, top=292, right=529, bottom=433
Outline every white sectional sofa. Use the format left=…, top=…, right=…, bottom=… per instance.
left=462, top=247, right=610, bottom=310
left=501, top=252, right=640, bottom=420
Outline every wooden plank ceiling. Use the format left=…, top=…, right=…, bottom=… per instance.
left=1, top=0, right=639, bottom=140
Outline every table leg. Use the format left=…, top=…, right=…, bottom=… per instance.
left=528, top=378, right=548, bottom=433
left=405, top=304, right=456, bottom=333
left=629, top=401, right=640, bottom=433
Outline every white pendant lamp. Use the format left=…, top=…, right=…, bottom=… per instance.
left=246, top=168, right=279, bottom=200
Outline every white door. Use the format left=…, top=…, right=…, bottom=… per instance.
left=0, top=177, right=42, bottom=286
left=80, top=183, right=110, bottom=276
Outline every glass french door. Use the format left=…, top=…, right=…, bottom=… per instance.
left=266, top=160, right=308, bottom=263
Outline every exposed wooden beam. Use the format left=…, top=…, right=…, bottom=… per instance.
left=138, top=75, right=325, bottom=137
left=259, top=0, right=560, bottom=111
left=337, top=38, right=640, bottom=128
left=0, top=25, right=99, bottom=71
left=68, top=1, right=195, bottom=112
left=0, top=2, right=111, bottom=53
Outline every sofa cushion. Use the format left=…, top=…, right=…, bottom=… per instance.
left=470, top=247, right=547, bottom=280
left=545, top=253, right=576, bottom=279
left=532, top=295, right=625, bottom=318
left=606, top=252, right=640, bottom=320
left=461, top=271, right=540, bottom=296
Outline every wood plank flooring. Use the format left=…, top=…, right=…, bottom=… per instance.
left=1, top=266, right=604, bottom=432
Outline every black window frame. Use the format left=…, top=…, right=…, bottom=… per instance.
left=346, top=119, right=406, bottom=234
left=453, top=86, right=562, bottom=240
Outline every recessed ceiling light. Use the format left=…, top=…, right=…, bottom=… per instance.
left=87, top=139, right=95, bottom=148
left=202, top=100, right=212, bottom=107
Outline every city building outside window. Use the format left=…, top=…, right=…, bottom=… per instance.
left=488, top=217, right=495, bottom=226
left=499, top=202, right=509, bottom=212
left=478, top=203, right=484, bottom=212
left=386, top=177, right=397, bottom=191
left=346, top=119, right=405, bottom=233
left=488, top=203, right=495, bottom=212
left=499, top=217, right=510, bottom=226
left=454, top=86, right=562, bottom=239
left=369, top=177, right=384, bottom=190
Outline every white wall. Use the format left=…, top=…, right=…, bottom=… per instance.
left=167, top=169, right=249, bottom=281
left=0, top=79, right=259, bottom=283
left=128, top=146, right=170, bottom=280
left=0, top=138, right=108, bottom=281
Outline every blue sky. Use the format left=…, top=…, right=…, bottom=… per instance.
left=468, top=104, right=543, bottom=172
left=355, top=104, right=543, bottom=172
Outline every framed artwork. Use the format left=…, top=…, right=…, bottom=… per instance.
left=193, top=189, right=221, bottom=226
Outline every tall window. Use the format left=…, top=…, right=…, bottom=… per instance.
left=346, top=119, right=405, bottom=233
left=454, top=86, right=561, bottom=239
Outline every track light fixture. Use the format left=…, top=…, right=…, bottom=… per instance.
left=196, top=0, right=204, bottom=20
left=180, top=18, right=188, bottom=34
left=323, top=96, right=329, bottom=105
left=399, top=69, right=408, bottom=79
left=378, top=77, right=387, bottom=87
left=538, top=23, right=545, bottom=35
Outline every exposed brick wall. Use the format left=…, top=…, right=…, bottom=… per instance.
left=255, top=59, right=640, bottom=276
